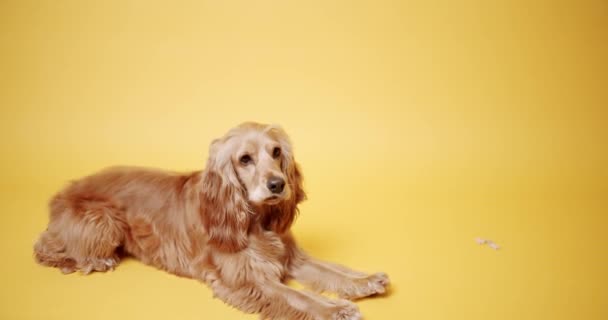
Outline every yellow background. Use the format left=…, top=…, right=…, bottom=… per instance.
left=1, top=0, right=607, bottom=319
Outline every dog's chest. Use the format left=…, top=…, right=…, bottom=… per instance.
left=215, top=231, right=288, bottom=285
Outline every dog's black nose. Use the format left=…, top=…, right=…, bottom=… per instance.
left=267, top=176, right=285, bottom=194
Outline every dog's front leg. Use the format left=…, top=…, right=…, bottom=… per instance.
left=287, top=246, right=390, bottom=300
left=204, top=270, right=361, bottom=320
left=194, top=246, right=362, bottom=320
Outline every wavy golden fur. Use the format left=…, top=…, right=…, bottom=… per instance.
left=34, top=122, right=389, bottom=320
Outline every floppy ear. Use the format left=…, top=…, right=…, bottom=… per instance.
left=265, top=127, right=307, bottom=234
left=200, top=140, right=251, bottom=252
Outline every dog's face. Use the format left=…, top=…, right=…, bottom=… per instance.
left=206, top=122, right=298, bottom=207
left=202, top=122, right=306, bottom=250
left=231, top=129, right=291, bottom=206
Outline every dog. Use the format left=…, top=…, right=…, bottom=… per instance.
left=34, top=122, right=389, bottom=320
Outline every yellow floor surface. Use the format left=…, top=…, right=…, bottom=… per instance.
left=1, top=1, right=607, bottom=319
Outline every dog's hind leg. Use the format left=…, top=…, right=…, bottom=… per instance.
left=34, top=196, right=128, bottom=274
left=34, top=229, right=77, bottom=274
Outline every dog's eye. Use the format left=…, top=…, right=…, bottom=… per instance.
left=239, top=154, right=252, bottom=165
left=272, top=147, right=281, bottom=159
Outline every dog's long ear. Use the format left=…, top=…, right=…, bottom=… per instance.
left=266, top=126, right=306, bottom=234
left=200, top=139, right=251, bottom=252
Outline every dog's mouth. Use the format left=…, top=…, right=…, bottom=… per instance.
left=263, top=195, right=282, bottom=205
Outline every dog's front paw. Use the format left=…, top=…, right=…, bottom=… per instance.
left=340, top=272, right=391, bottom=300
left=367, top=272, right=390, bottom=295
left=327, top=299, right=361, bottom=320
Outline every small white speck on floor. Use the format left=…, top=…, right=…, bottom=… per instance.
left=487, top=241, right=500, bottom=250
left=475, top=237, right=501, bottom=250
left=475, top=237, right=487, bottom=245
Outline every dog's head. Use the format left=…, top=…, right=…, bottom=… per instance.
left=201, top=122, right=305, bottom=251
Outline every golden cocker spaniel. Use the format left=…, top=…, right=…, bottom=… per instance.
left=34, top=122, right=390, bottom=320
